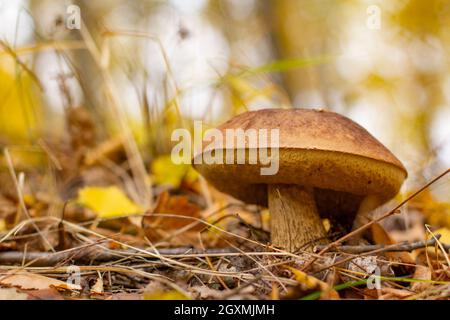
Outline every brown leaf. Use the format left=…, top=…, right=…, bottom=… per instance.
left=380, top=287, right=414, bottom=298
left=189, top=286, right=224, bottom=299
left=0, top=271, right=81, bottom=291
left=110, top=292, right=143, bottom=300
left=371, top=223, right=415, bottom=265
left=26, top=288, right=65, bottom=300
left=90, top=276, right=104, bottom=296
left=411, top=265, right=432, bottom=292
left=143, top=191, right=203, bottom=242
left=0, top=288, right=28, bottom=300
left=361, top=288, right=379, bottom=300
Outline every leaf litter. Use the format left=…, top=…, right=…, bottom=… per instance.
left=0, top=141, right=449, bottom=300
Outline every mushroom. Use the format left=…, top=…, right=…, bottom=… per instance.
left=193, top=109, right=407, bottom=252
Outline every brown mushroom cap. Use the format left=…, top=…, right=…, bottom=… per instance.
left=193, top=108, right=407, bottom=208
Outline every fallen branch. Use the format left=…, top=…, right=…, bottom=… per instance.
left=314, top=235, right=449, bottom=254
left=0, top=247, right=245, bottom=267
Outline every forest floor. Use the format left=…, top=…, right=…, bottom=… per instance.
left=0, top=112, right=449, bottom=300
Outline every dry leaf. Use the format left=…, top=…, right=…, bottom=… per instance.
left=143, top=191, right=202, bottom=242
left=285, top=266, right=339, bottom=299
left=409, top=189, right=450, bottom=229
left=0, top=271, right=81, bottom=291
left=151, top=155, right=198, bottom=189
left=411, top=265, right=432, bottom=292
left=433, top=227, right=450, bottom=244
left=271, top=284, right=280, bottom=300
left=144, top=290, right=190, bottom=300
left=77, top=186, right=142, bottom=218
left=26, top=288, right=64, bottom=300
left=380, top=287, right=414, bottom=298
left=110, top=292, right=143, bottom=300
left=0, top=288, right=28, bottom=300
left=189, top=286, right=223, bottom=299
left=144, top=281, right=190, bottom=300
left=361, top=288, right=379, bottom=300
left=346, top=256, right=379, bottom=277
left=90, top=276, right=104, bottom=295
left=371, top=223, right=414, bottom=264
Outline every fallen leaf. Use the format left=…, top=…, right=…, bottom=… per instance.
left=143, top=191, right=202, bottom=242
left=0, top=288, right=28, bottom=300
left=153, top=192, right=202, bottom=229
left=144, top=281, right=190, bottom=300
left=26, top=288, right=64, bottom=300
left=0, top=271, right=81, bottom=291
left=349, top=255, right=379, bottom=273
left=285, top=266, right=339, bottom=299
left=77, top=186, right=142, bottom=218
left=189, top=286, right=224, bottom=299
left=271, top=284, right=279, bottom=300
left=151, top=155, right=198, bottom=189
left=322, top=219, right=331, bottom=233
left=409, top=189, right=450, bottom=229
left=110, top=292, right=143, bottom=300
left=371, top=223, right=415, bottom=265
left=90, top=276, right=104, bottom=295
left=144, top=290, right=190, bottom=300
left=433, top=227, right=450, bottom=244
left=411, top=265, right=432, bottom=292
left=380, top=287, right=414, bottom=298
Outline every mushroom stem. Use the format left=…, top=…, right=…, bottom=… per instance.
left=347, top=194, right=383, bottom=245
left=352, top=194, right=383, bottom=230
left=268, top=184, right=328, bottom=252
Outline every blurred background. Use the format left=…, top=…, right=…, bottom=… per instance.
left=0, top=0, right=449, bottom=219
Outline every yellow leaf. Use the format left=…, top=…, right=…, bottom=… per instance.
left=261, top=209, right=271, bottom=230
left=185, top=166, right=199, bottom=184
left=322, top=219, right=331, bottom=232
left=77, top=186, right=142, bottom=218
left=285, top=266, right=339, bottom=299
left=408, top=190, right=450, bottom=228
left=433, top=228, right=450, bottom=245
left=286, top=266, right=321, bottom=289
left=144, top=290, right=190, bottom=300
left=23, top=194, right=36, bottom=206
left=151, top=155, right=198, bottom=188
left=0, top=219, right=5, bottom=232
left=0, top=57, right=42, bottom=143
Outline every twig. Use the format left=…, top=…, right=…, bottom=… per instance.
left=314, top=235, right=448, bottom=254
left=0, top=247, right=240, bottom=266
